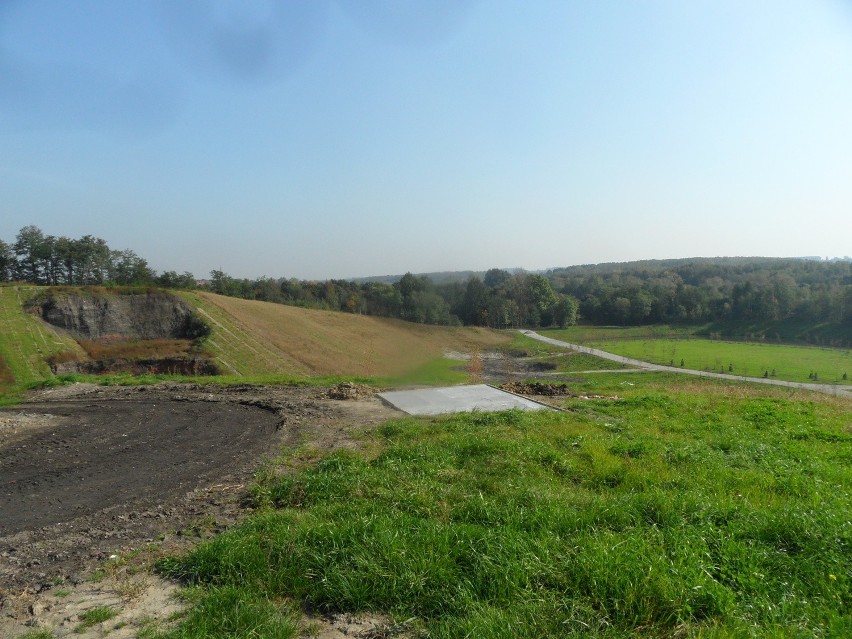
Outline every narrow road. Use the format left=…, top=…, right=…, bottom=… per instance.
left=522, top=330, right=852, bottom=399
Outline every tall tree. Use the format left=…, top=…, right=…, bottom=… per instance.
left=553, top=295, right=579, bottom=328
left=13, top=225, right=48, bottom=283
left=0, top=239, right=14, bottom=281
left=483, top=268, right=511, bottom=289
left=460, top=277, right=490, bottom=325
left=75, top=235, right=111, bottom=284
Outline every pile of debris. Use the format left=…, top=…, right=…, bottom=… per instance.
left=500, top=382, right=621, bottom=401
left=499, top=381, right=573, bottom=396
left=323, top=382, right=377, bottom=400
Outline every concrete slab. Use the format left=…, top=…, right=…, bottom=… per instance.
left=378, top=384, right=552, bottom=416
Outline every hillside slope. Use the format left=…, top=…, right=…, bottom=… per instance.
left=0, top=286, right=86, bottom=389
left=180, top=291, right=508, bottom=377
left=1, top=286, right=509, bottom=389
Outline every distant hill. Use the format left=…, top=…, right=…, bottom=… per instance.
left=351, top=268, right=528, bottom=285
left=350, top=257, right=851, bottom=284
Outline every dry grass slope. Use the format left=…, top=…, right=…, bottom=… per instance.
left=180, top=291, right=508, bottom=378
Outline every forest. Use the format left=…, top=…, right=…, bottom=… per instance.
left=2, top=225, right=850, bottom=333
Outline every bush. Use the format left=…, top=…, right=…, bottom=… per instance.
left=182, top=312, right=212, bottom=341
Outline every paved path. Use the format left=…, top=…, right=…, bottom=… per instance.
left=522, top=330, right=852, bottom=399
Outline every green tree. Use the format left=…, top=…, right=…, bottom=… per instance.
left=483, top=268, right=511, bottom=289
left=611, top=297, right=631, bottom=325
left=210, top=269, right=235, bottom=296
left=553, top=295, right=579, bottom=328
left=461, top=277, right=490, bottom=325
left=13, top=225, right=48, bottom=283
left=110, top=249, right=155, bottom=285
left=157, top=271, right=197, bottom=289
left=526, top=274, right=558, bottom=326
left=75, top=235, right=111, bottom=284
left=0, top=239, right=14, bottom=281
left=54, top=236, right=78, bottom=284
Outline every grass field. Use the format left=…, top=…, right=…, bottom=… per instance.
left=544, top=327, right=852, bottom=384
left=157, top=374, right=851, bottom=638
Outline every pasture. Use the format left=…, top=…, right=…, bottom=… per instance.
left=544, top=326, right=852, bottom=384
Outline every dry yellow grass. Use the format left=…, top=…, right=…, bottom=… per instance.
left=182, top=292, right=509, bottom=377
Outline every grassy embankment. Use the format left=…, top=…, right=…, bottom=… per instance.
left=178, top=292, right=508, bottom=386
left=156, top=373, right=851, bottom=638
left=543, top=326, right=852, bottom=384
left=0, top=285, right=85, bottom=401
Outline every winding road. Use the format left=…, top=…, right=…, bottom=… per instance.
left=522, top=331, right=852, bottom=399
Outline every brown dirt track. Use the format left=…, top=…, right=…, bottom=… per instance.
left=0, top=382, right=397, bottom=593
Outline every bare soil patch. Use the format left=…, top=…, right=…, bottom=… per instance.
left=0, top=382, right=398, bottom=637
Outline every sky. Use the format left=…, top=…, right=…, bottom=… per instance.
left=2, top=0, right=852, bottom=280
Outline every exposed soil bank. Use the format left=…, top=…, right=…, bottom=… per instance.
left=29, top=290, right=204, bottom=341
left=57, top=356, right=219, bottom=376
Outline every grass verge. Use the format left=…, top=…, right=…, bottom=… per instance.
left=157, top=376, right=851, bottom=638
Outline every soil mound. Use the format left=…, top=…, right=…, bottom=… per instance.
left=500, top=381, right=573, bottom=396
left=323, top=382, right=377, bottom=400
left=64, top=356, right=219, bottom=376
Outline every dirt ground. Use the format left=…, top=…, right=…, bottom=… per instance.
left=0, top=382, right=399, bottom=638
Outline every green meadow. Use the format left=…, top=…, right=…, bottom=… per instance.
left=544, top=327, right=852, bottom=384
left=156, top=374, right=851, bottom=638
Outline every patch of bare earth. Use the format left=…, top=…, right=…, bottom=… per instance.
left=0, top=382, right=399, bottom=638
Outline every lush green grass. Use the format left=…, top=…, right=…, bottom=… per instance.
left=544, top=327, right=852, bottom=384
left=549, top=321, right=852, bottom=348
left=157, top=377, right=851, bottom=638
left=700, top=318, right=852, bottom=347
left=75, top=606, right=118, bottom=632
left=380, top=356, right=471, bottom=387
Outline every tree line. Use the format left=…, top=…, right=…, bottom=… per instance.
left=207, top=268, right=579, bottom=328
left=3, top=225, right=850, bottom=331
left=0, top=225, right=196, bottom=289
left=548, top=257, right=852, bottom=327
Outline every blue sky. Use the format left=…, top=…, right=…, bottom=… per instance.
left=2, top=0, right=851, bottom=280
